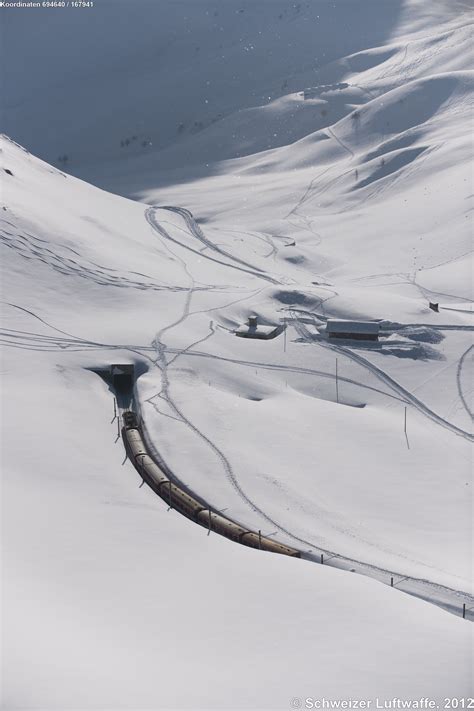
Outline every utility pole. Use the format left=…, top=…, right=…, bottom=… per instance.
left=139, top=454, right=146, bottom=487
left=404, top=406, right=410, bottom=449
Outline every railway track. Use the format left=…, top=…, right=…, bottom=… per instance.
left=118, top=402, right=474, bottom=622
left=121, top=410, right=301, bottom=559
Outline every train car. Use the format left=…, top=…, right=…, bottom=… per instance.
left=196, top=508, right=248, bottom=542
left=168, top=483, right=206, bottom=520
left=124, top=427, right=147, bottom=460
left=141, top=455, right=169, bottom=489
left=241, top=531, right=300, bottom=557
left=122, top=410, right=139, bottom=429
left=262, top=539, right=300, bottom=557
left=121, top=410, right=301, bottom=559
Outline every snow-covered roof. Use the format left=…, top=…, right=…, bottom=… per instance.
left=236, top=324, right=277, bottom=335
left=326, top=319, right=380, bottom=334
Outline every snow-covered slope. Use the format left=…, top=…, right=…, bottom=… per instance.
left=2, top=133, right=472, bottom=710
left=1, top=0, right=473, bottom=707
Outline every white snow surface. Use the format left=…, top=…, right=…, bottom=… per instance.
left=1, top=0, right=473, bottom=708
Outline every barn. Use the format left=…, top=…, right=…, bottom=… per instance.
left=326, top=319, right=380, bottom=341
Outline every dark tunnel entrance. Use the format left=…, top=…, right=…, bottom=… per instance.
left=90, top=363, right=135, bottom=410
left=111, top=364, right=135, bottom=408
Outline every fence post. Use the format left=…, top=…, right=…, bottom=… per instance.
left=463, top=603, right=466, bottom=619
left=320, top=553, right=324, bottom=564
left=139, top=455, right=145, bottom=487
left=208, top=509, right=212, bottom=536
left=391, top=577, right=394, bottom=587
left=258, top=530, right=262, bottom=549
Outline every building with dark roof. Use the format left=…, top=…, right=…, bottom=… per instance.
left=326, top=319, right=380, bottom=341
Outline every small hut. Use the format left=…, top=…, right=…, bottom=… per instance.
left=236, top=316, right=284, bottom=340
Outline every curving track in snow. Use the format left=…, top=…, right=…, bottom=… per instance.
left=160, top=205, right=269, bottom=273
left=140, top=209, right=474, bottom=618
left=292, top=314, right=473, bottom=442
left=3, top=298, right=472, bottom=620
left=145, top=206, right=282, bottom=285
left=320, top=340, right=474, bottom=442
left=456, top=344, right=474, bottom=420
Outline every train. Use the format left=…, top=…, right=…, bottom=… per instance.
left=121, top=410, right=300, bottom=558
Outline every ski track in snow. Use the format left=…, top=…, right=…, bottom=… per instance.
left=2, top=288, right=473, bottom=617
left=160, top=205, right=271, bottom=272
left=326, top=125, right=355, bottom=158
left=3, top=67, right=473, bottom=617
left=0, top=321, right=411, bottom=405
left=456, top=345, right=474, bottom=420
left=145, top=206, right=283, bottom=285
left=0, top=224, right=202, bottom=293
left=144, top=210, right=276, bottom=527
left=292, top=315, right=473, bottom=442
left=136, top=207, right=474, bottom=610
left=109, top=208, right=474, bottom=594
left=222, top=227, right=279, bottom=260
